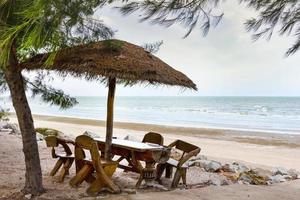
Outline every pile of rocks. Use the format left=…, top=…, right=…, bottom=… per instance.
left=188, top=155, right=300, bottom=186
left=0, top=122, right=21, bottom=135
left=0, top=123, right=69, bottom=141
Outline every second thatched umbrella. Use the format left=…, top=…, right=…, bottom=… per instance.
left=22, top=39, right=197, bottom=161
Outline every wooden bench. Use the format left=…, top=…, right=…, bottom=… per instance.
left=45, top=136, right=75, bottom=182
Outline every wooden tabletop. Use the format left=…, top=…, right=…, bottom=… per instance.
left=94, top=137, right=165, bottom=152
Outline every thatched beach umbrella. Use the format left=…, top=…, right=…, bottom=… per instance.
left=21, top=39, right=197, bottom=161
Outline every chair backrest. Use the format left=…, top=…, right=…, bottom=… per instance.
left=169, top=140, right=201, bottom=167
left=45, top=136, right=74, bottom=158
left=74, top=135, right=102, bottom=167
left=142, top=132, right=164, bottom=145
left=172, top=140, right=199, bottom=153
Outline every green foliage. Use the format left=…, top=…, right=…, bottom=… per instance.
left=0, top=0, right=114, bottom=67
left=0, top=70, right=8, bottom=93
left=26, top=74, right=78, bottom=109
left=142, top=41, right=163, bottom=54
left=0, top=107, right=9, bottom=121
left=35, top=127, right=59, bottom=137
left=0, top=69, right=77, bottom=109
left=103, top=39, right=124, bottom=52
left=118, top=0, right=300, bottom=56
left=242, top=0, right=300, bottom=56
left=0, top=0, right=115, bottom=109
left=118, top=0, right=223, bottom=38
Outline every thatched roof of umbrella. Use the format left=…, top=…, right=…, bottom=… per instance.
left=21, top=39, right=197, bottom=90
left=21, top=39, right=197, bottom=163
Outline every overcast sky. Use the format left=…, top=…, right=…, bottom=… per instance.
left=42, top=1, right=300, bottom=96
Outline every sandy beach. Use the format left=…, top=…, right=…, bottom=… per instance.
left=1, top=114, right=300, bottom=199
left=15, top=114, right=300, bottom=170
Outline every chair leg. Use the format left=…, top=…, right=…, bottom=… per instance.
left=171, top=168, right=182, bottom=188
left=182, top=168, right=187, bottom=186
left=58, top=158, right=74, bottom=182
left=86, top=179, right=105, bottom=196
left=50, top=158, right=64, bottom=176
left=87, top=175, right=120, bottom=195
left=65, top=158, right=74, bottom=175
left=165, top=164, right=173, bottom=178
left=156, top=164, right=166, bottom=184
left=135, top=174, right=144, bottom=188
left=123, top=157, right=133, bottom=172
left=69, top=164, right=94, bottom=187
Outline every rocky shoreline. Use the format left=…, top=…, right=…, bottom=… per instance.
left=187, top=155, right=300, bottom=187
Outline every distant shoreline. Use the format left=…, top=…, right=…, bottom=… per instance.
left=9, top=113, right=300, bottom=148
left=3, top=96, right=300, bottom=135
left=8, top=111, right=300, bottom=135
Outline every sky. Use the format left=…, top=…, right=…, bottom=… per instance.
left=29, top=1, right=300, bottom=96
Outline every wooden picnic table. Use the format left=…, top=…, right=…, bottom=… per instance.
left=94, top=137, right=171, bottom=187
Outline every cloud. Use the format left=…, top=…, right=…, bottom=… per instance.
left=27, top=1, right=300, bottom=97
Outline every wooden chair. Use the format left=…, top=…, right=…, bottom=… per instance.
left=45, top=136, right=75, bottom=182
left=156, top=140, right=200, bottom=188
left=116, top=132, right=165, bottom=187
left=119, top=132, right=164, bottom=169
left=69, top=135, right=120, bottom=195
left=142, top=132, right=164, bottom=145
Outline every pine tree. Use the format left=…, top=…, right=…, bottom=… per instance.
left=0, top=0, right=113, bottom=195
left=119, top=0, right=300, bottom=56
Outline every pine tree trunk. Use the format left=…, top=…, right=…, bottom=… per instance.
left=3, top=47, right=44, bottom=195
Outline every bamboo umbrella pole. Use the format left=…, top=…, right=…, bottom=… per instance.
left=104, top=77, right=116, bottom=161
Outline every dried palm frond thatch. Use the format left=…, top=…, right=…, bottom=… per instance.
left=21, top=39, right=197, bottom=90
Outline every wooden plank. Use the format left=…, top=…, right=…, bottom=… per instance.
left=95, top=138, right=165, bottom=151
left=105, top=77, right=116, bottom=161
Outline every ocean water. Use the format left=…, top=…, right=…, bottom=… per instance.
left=1, top=96, right=300, bottom=134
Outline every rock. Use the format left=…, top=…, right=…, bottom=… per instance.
left=0, top=128, right=13, bottom=133
left=252, top=168, right=273, bottom=179
left=205, top=161, right=222, bottom=172
left=83, top=131, right=100, bottom=138
left=238, top=170, right=269, bottom=185
left=189, top=159, right=209, bottom=167
left=188, top=160, right=199, bottom=167
left=273, top=167, right=288, bottom=176
left=239, top=173, right=252, bottom=184
left=0, top=122, right=6, bottom=127
left=222, top=164, right=239, bottom=173
left=210, top=177, right=222, bottom=186
left=283, top=175, right=293, bottom=181
left=194, top=160, right=222, bottom=172
left=3, top=123, right=20, bottom=135
left=287, top=169, right=300, bottom=180
left=269, top=175, right=286, bottom=183
left=191, top=155, right=208, bottom=161
left=236, top=163, right=250, bottom=173
left=221, top=172, right=239, bottom=182
left=122, top=188, right=136, bottom=194
left=209, top=173, right=231, bottom=186
left=24, top=194, right=32, bottom=199
left=123, top=134, right=140, bottom=142
left=36, top=132, right=44, bottom=141
left=194, top=160, right=211, bottom=169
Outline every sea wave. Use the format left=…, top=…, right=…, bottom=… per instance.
left=2, top=96, right=300, bottom=135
